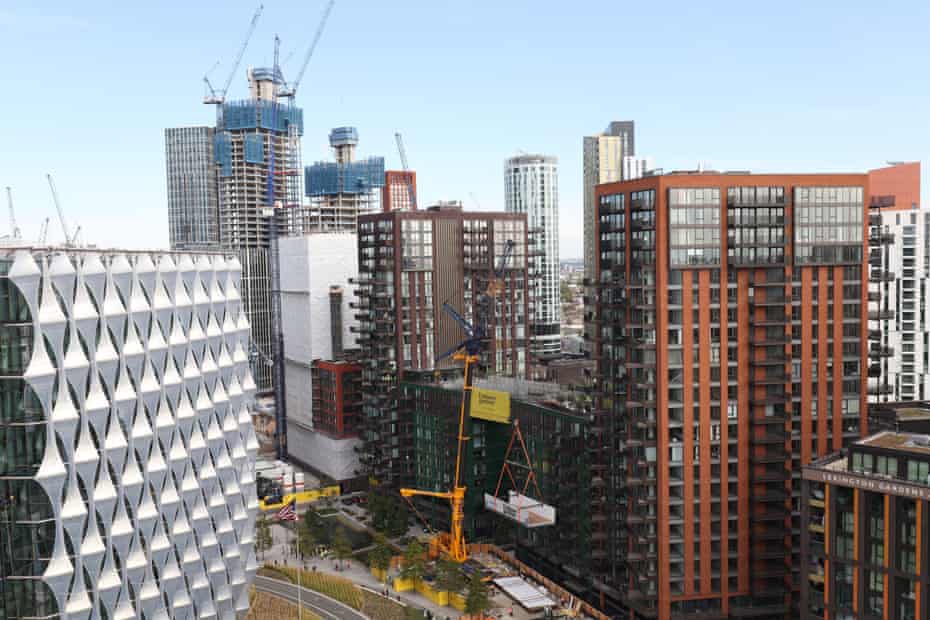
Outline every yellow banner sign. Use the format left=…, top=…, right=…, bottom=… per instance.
left=470, top=388, right=511, bottom=423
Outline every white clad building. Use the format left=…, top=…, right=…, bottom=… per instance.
left=0, top=247, right=258, bottom=620
left=505, top=154, right=561, bottom=359
left=277, top=233, right=360, bottom=481
left=874, top=207, right=930, bottom=402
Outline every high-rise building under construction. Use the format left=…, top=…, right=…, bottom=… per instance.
left=301, top=127, right=385, bottom=231
left=212, top=67, right=304, bottom=391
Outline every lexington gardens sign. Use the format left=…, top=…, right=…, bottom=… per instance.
left=804, top=467, right=930, bottom=501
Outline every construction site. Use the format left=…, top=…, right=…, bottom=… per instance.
left=399, top=377, right=595, bottom=600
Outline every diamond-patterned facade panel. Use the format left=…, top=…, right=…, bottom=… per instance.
left=3, top=249, right=257, bottom=620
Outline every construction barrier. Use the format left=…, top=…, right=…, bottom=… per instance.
left=259, top=485, right=341, bottom=511
left=448, top=591, right=466, bottom=611
left=416, top=580, right=449, bottom=606
left=370, top=567, right=388, bottom=583
left=393, top=576, right=415, bottom=592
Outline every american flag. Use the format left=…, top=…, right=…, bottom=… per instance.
left=275, top=499, right=298, bottom=521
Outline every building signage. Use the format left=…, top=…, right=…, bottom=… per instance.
left=805, top=468, right=930, bottom=501
left=470, top=388, right=511, bottom=423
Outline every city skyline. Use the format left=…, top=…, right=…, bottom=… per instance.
left=1, top=0, right=928, bottom=258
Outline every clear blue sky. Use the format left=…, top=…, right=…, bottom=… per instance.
left=2, top=0, right=928, bottom=258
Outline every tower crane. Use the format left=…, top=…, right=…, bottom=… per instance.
left=400, top=239, right=516, bottom=563
left=277, top=0, right=335, bottom=99
left=394, top=132, right=418, bottom=210
left=203, top=5, right=264, bottom=105
left=38, top=218, right=49, bottom=244
left=5, top=187, right=20, bottom=239
left=46, top=174, right=77, bottom=246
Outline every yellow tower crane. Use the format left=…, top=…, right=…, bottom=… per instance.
left=400, top=239, right=515, bottom=562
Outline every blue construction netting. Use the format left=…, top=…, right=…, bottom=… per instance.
left=220, top=100, right=304, bottom=135
left=305, top=157, right=385, bottom=197
left=244, top=133, right=264, bottom=164
left=214, top=131, right=232, bottom=177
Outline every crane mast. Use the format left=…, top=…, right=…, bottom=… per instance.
left=394, top=132, right=418, bottom=210
left=46, top=174, right=73, bottom=245
left=5, top=187, right=20, bottom=239
left=38, top=218, right=49, bottom=244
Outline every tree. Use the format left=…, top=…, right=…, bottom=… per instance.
left=369, top=535, right=393, bottom=580
left=560, top=280, right=574, bottom=304
left=303, top=505, right=329, bottom=546
left=435, top=558, right=466, bottom=593
left=385, top=500, right=409, bottom=538
left=369, top=491, right=410, bottom=538
left=400, top=539, right=427, bottom=584
left=331, top=527, right=353, bottom=569
left=254, top=515, right=273, bottom=560
left=464, top=573, right=491, bottom=618
left=291, top=519, right=315, bottom=558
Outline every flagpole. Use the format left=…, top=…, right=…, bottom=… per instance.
left=296, top=499, right=301, bottom=620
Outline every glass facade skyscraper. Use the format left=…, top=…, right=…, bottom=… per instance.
left=165, top=126, right=219, bottom=251
left=505, top=154, right=561, bottom=362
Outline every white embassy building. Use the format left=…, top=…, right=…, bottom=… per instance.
left=505, top=154, right=561, bottom=359
left=0, top=247, right=258, bottom=620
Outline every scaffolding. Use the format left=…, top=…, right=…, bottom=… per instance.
left=305, top=158, right=385, bottom=196
left=220, top=100, right=304, bottom=134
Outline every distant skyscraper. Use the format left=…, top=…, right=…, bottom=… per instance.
left=0, top=246, right=258, bottom=620
left=214, top=67, right=304, bottom=391
left=383, top=170, right=418, bottom=212
left=165, top=126, right=219, bottom=251
left=583, top=121, right=635, bottom=282
left=505, top=154, right=561, bottom=359
left=302, top=127, right=385, bottom=230
left=622, top=154, right=655, bottom=181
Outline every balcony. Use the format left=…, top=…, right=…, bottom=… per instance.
left=869, top=270, right=895, bottom=282
left=750, top=355, right=788, bottom=367
left=868, top=232, right=894, bottom=245
left=868, top=346, right=894, bottom=359
left=753, top=373, right=791, bottom=385
left=752, top=430, right=787, bottom=444
left=867, top=383, right=893, bottom=395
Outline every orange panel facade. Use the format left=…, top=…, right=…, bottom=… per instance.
left=383, top=170, right=418, bottom=212
left=868, top=162, right=920, bottom=212
left=593, top=171, right=873, bottom=619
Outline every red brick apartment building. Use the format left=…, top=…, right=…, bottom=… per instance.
left=591, top=171, right=874, bottom=619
